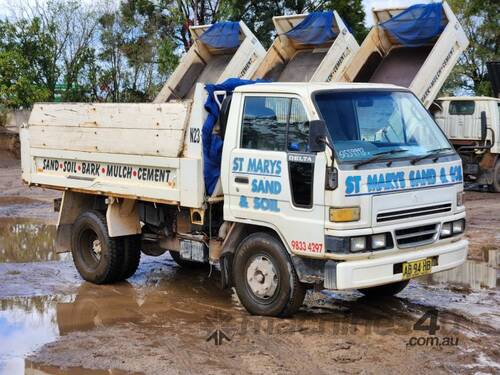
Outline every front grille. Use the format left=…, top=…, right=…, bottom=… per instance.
left=377, top=203, right=452, bottom=223
left=395, top=224, right=438, bottom=248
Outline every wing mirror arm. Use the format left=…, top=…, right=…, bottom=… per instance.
left=309, top=119, right=334, bottom=162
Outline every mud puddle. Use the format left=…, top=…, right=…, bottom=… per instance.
left=25, top=361, right=144, bottom=375
left=426, top=249, right=499, bottom=290
left=0, top=219, right=70, bottom=263
left=0, top=200, right=498, bottom=373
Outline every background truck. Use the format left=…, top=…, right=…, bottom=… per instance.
left=433, top=96, right=500, bottom=191
left=337, top=1, right=469, bottom=108
left=251, top=11, right=359, bottom=82
left=154, top=21, right=265, bottom=103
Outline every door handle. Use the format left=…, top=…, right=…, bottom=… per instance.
left=234, top=176, right=249, bottom=184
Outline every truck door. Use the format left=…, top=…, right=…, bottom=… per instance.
left=227, top=94, right=327, bottom=256
left=449, top=100, right=477, bottom=139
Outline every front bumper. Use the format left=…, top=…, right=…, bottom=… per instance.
left=326, top=238, right=468, bottom=290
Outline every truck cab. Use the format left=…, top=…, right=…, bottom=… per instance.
left=217, top=82, right=467, bottom=313
left=433, top=96, right=500, bottom=191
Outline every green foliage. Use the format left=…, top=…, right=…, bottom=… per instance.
left=2, top=0, right=495, bottom=106
left=442, top=0, right=499, bottom=96
left=0, top=19, right=53, bottom=108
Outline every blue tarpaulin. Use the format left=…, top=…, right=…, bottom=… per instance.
left=199, top=21, right=240, bottom=49
left=379, top=3, right=445, bottom=46
left=285, top=12, right=337, bottom=45
left=203, top=78, right=264, bottom=195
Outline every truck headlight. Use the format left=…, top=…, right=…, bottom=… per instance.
left=329, top=207, right=360, bottom=222
left=452, top=219, right=465, bottom=234
left=350, top=237, right=366, bottom=252
left=440, top=222, right=452, bottom=238
left=371, top=234, right=387, bottom=249
left=325, top=233, right=393, bottom=254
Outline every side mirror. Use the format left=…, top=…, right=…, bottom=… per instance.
left=480, top=111, right=487, bottom=142
left=308, top=120, right=327, bottom=153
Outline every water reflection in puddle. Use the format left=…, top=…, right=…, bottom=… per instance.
left=0, top=296, right=64, bottom=374
left=0, top=219, right=69, bottom=263
left=0, top=261, right=236, bottom=375
left=425, top=250, right=499, bottom=290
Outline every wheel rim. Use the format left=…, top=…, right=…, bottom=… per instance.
left=79, top=228, right=102, bottom=267
left=246, top=254, right=279, bottom=301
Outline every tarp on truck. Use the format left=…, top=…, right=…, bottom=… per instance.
left=203, top=78, right=263, bottom=195
left=199, top=21, right=241, bottom=49
left=285, top=12, right=337, bottom=45
left=251, top=11, right=359, bottom=83
left=379, top=3, right=445, bottom=46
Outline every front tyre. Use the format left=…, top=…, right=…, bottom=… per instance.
left=71, top=210, right=124, bottom=284
left=232, top=233, right=305, bottom=317
left=489, top=161, right=500, bottom=193
left=358, top=280, right=409, bottom=298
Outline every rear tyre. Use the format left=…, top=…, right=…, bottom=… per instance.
left=169, top=250, right=206, bottom=268
left=118, top=235, right=141, bottom=280
left=71, top=210, right=124, bottom=284
left=358, top=280, right=409, bottom=298
left=489, top=161, right=500, bottom=193
left=232, top=233, right=306, bottom=317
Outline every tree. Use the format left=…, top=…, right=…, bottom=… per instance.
left=442, top=0, right=499, bottom=96
left=0, top=18, right=53, bottom=107
left=1, top=0, right=106, bottom=104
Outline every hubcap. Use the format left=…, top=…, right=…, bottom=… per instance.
left=92, top=239, right=102, bottom=260
left=246, top=255, right=278, bottom=299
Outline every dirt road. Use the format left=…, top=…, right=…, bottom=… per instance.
left=0, top=154, right=499, bottom=375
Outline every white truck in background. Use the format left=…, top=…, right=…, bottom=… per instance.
left=433, top=96, right=500, bottom=191
left=432, top=62, right=500, bottom=192
left=337, top=1, right=469, bottom=108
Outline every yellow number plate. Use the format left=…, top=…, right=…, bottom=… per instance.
left=402, top=258, right=433, bottom=280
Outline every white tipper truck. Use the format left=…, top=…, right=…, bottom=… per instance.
left=337, top=1, right=469, bottom=109
left=432, top=62, right=500, bottom=191
left=20, top=80, right=468, bottom=317
left=433, top=96, right=500, bottom=191
left=250, top=11, right=359, bottom=83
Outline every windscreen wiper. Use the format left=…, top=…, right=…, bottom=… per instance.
left=410, top=147, right=453, bottom=165
left=353, top=148, right=408, bottom=169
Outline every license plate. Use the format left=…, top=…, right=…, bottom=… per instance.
left=402, top=258, right=433, bottom=280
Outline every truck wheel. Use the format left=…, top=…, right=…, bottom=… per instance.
left=71, top=210, right=124, bottom=284
left=490, top=161, right=500, bottom=193
left=168, top=250, right=205, bottom=268
left=119, top=235, right=141, bottom=280
left=358, top=280, right=409, bottom=298
left=232, top=233, right=306, bottom=317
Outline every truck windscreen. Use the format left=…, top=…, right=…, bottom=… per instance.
left=314, top=90, right=452, bottom=163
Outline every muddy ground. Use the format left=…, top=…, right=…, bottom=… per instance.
left=0, top=152, right=499, bottom=375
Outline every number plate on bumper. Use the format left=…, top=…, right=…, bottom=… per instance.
left=402, top=258, right=432, bottom=280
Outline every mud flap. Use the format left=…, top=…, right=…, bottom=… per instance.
left=55, top=224, right=72, bottom=253
left=324, top=260, right=338, bottom=289
left=219, top=253, right=233, bottom=289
